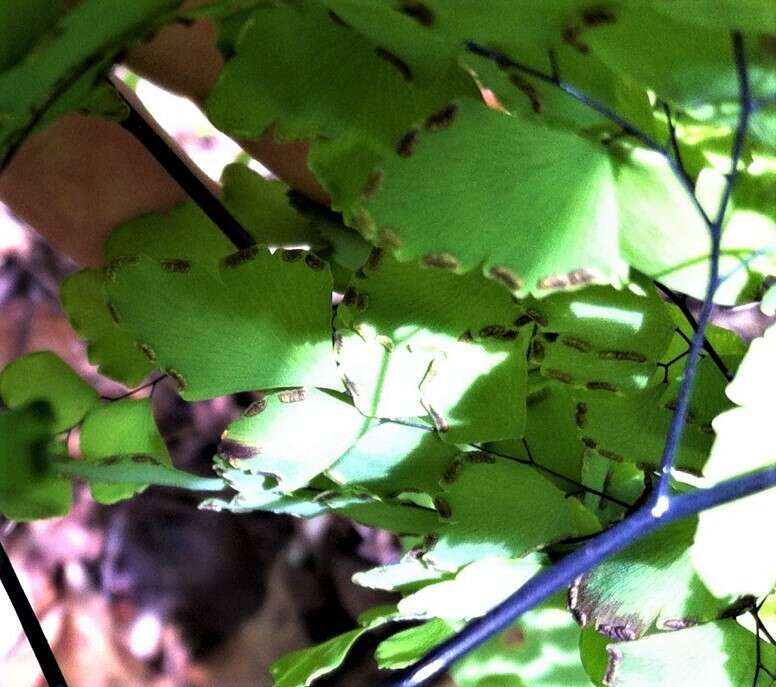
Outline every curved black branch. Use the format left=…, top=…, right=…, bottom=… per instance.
left=382, top=463, right=776, bottom=687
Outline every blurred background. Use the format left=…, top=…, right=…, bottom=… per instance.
left=0, top=74, right=401, bottom=687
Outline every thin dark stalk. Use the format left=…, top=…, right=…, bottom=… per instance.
left=0, top=541, right=69, bottom=687
left=100, top=374, right=167, bottom=402
left=654, top=281, right=732, bottom=381
left=382, top=464, right=776, bottom=687
left=652, top=32, right=751, bottom=506
left=109, top=78, right=256, bottom=251
left=661, top=102, right=690, bottom=188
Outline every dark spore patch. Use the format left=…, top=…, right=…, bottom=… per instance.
left=218, top=438, right=260, bottom=460
left=424, top=103, right=458, bottom=131
left=222, top=246, right=259, bottom=268
left=396, top=129, right=420, bottom=157
left=562, top=25, right=590, bottom=53
left=281, top=249, right=305, bottom=262
left=304, top=253, right=326, bottom=271
left=375, top=47, right=413, bottom=81
left=160, top=259, right=191, bottom=273
left=582, top=7, right=616, bottom=26
left=399, top=1, right=434, bottom=26
left=509, top=74, right=543, bottom=114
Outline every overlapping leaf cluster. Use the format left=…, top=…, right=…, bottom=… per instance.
left=1, top=1, right=775, bottom=686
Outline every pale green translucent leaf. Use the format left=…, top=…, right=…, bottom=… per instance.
left=106, top=251, right=340, bottom=401
left=327, top=421, right=458, bottom=495
left=0, top=351, right=97, bottom=433
left=0, top=0, right=180, bottom=162
left=217, top=388, right=371, bottom=493
left=398, top=556, right=543, bottom=621
left=352, top=554, right=447, bottom=592
left=359, top=98, right=624, bottom=296
left=693, top=323, right=776, bottom=597
left=569, top=518, right=735, bottom=641
left=79, top=398, right=171, bottom=504
left=0, top=403, right=72, bottom=521
left=761, top=282, right=776, bottom=316
left=336, top=251, right=527, bottom=441
left=426, top=454, right=585, bottom=570
left=270, top=605, right=396, bottom=687
left=604, top=620, right=776, bottom=687
left=530, top=281, right=674, bottom=394
left=375, top=618, right=457, bottom=670
left=452, top=596, right=592, bottom=687
left=60, top=269, right=154, bottom=387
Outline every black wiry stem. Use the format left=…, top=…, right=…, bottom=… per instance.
left=655, top=281, right=732, bottom=381
left=0, top=542, right=69, bottom=687
left=385, top=33, right=757, bottom=687
left=110, top=78, right=256, bottom=251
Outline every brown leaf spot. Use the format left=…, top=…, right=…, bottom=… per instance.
left=355, top=293, right=369, bottom=311
left=538, top=273, right=570, bottom=290
left=244, top=396, right=267, bottom=417
left=399, top=1, right=434, bottom=26
left=278, top=388, right=306, bottom=403
left=160, top=259, right=191, bottom=273
left=545, top=368, right=574, bottom=385
left=441, top=459, right=463, bottom=484
left=597, top=623, right=636, bottom=641
left=582, top=7, right=616, bottom=26
left=514, top=314, right=533, bottom=328
left=343, top=287, right=359, bottom=307
left=488, top=265, right=523, bottom=291
left=509, top=73, right=543, bottom=114
left=327, top=9, right=351, bottom=28
left=465, top=451, right=496, bottom=464
left=586, top=381, right=619, bottom=393
left=599, top=350, right=647, bottom=363
left=581, top=436, right=597, bottom=449
left=375, top=47, right=413, bottom=80
left=561, top=336, right=591, bottom=353
left=530, top=338, right=545, bottom=362
left=222, top=246, right=259, bottom=268
left=105, top=255, right=139, bottom=281
left=659, top=617, right=697, bottom=631
left=575, top=402, right=588, bottom=428
left=526, top=308, right=548, bottom=327
left=433, top=496, right=452, bottom=519
left=135, top=341, right=157, bottom=363
left=562, top=25, right=590, bottom=53
left=366, top=248, right=384, bottom=271
left=422, top=253, right=459, bottom=271
left=396, top=129, right=420, bottom=157
left=424, top=103, right=458, bottom=131
left=362, top=169, right=384, bottom=199
left=304, top=252, right=326, bottom=271
left=107, top=301, right=121, bottom=325
left=218, top=438, right=259, bottom=460
left=165, top=367, right=187, bottom=392
left=379, top=228, right=403, bottom=249
left=281, top=249, right=305, bottom=262
left=700, top=422, right=714, bottom=435
left=597, top=448, right=624, bottom=463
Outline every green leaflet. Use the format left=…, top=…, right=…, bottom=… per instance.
left=528, top=281, right=674, bottom=394
left=0, top=0, right=181, bottom=164
left=106, top=251, right=340, bottom=401
left=359, top=98, right=624, bottom=297
left=0, top=403, right=72, bottom=521
left=270, top=605, right=398, bottom=687
left=375, top=618, right=458, bottom=670
left=398, top=556, right=544, bottom=621
left=327, top=421, right=458, bottom=496
left=569, top=518, right=736, bottom=642
left=0, top=0, right=66, bottom=72
left=217, top=388, right=371, bottom=493
left=79, top=398, right=171, bottom=504
left=580, top=4, right=776, bottom=115
left=451, top=595, right=592, bottom=687
left=61, top=269, right=155, bottom=387
left=577, top=357, right=731, bottom=475
left=692, top=322, right=776, bottom=597
left=0, top=351, right=98, bottom=433
left=335, top=251, right=528, bottom=442
left=425, top=453, right=590, bottom=570
left=352, top=554, right=448, bottom=593
left=603, top=620, right=776, bottom=687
